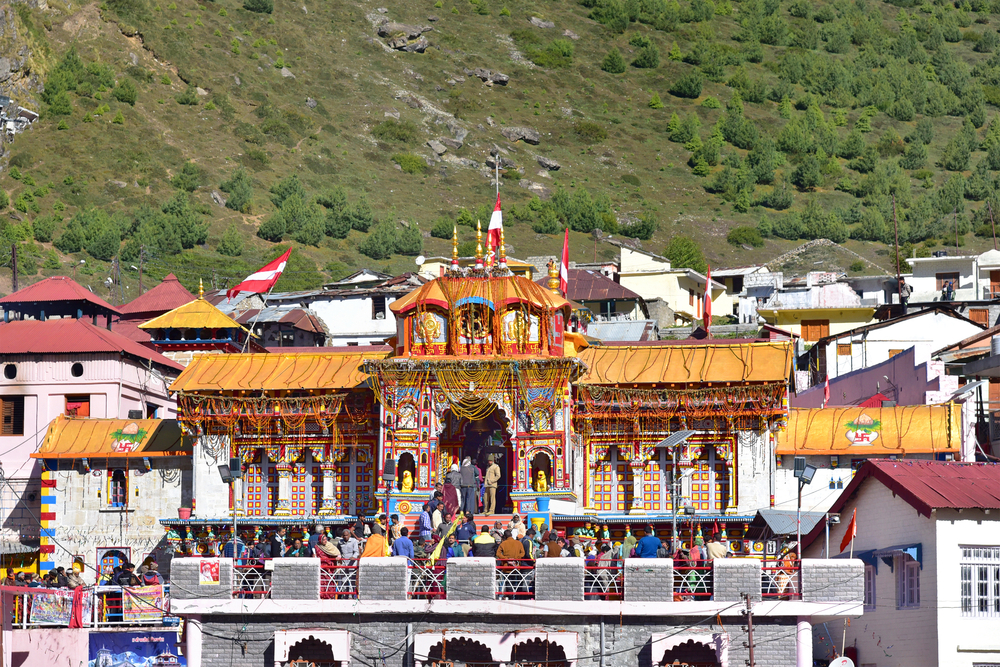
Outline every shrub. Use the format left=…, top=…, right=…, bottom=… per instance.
left=358, top=221, right=398, bottom=260
left=48, top=91, right=73, bottom=116
left=701, top=96, right=721, bottom=108
left=32, top=214, right=58, bottom=243
left=632, top=44, right=660, bottom=69
left=243, top=0, right=273, bottom=13
left=392, top=152, right=428, bottom=174
left=649, top=92, right=664, bottom=109
left=0, top=190, right=7, bottom=210
left=430, top=217, right=454, bottom=239
left=57, top=120, right=69, bottom=130
left=220, top=167, right=253, bottom=213
left=396, top=224, right=423, bottom=256
left=112, top=110, right=125, bottom=124
left=574, top=121, right=607, bottom=143
left=849, top=260, right=865, bottom=272
left=727, top=225, right=764, bottom=247
left=257, top=213, right=286, bottom=242
left=217, top=223, right=244, bottom=256
left=601, top=48, right=626, bottom=74
left=622, top=174, right=641, bottom=187
left=670, top=72, right=703, bottom=99
left=171, top=162, right=205, bottom=191
left=176, top=85, right=199, bottom=105
left=113, top=78, right=138, bottom=106
left=372, top=120, right=418, bottom=144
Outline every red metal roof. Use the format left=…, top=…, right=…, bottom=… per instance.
left=536, top=269, right=642, bottom=302
left=0, top=319, right=182, bottom=371
left=858, top=392, right=890, bottom=408
left=111, top=319, right=151, bottom=343
left=119, top=274, right=195, bottom=318
left=0, top=276, right=121, bottom=314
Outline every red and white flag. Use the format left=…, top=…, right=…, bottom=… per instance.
left=704, top=264, right=712, bottom=334
left=559, top=228, right=569, bottom=295
left=226, top=248, right=292, bottom=300
left=824, top=375, right=831, bottom=407
left=487, top=194, right=503, bottom=267
left=839, top=508, right=857, bottom=553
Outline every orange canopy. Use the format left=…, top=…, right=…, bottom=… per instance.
left=170, top=351, right=388, bottom=393
left=33, top=416, right=192, bottom=459
left=775, top=405, right=960, bottom=455
left=576, top=342, right=792, bottom=385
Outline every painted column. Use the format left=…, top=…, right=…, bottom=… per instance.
left=233, top=477, right=244, bottom=517
left=39, top=466, right=56, bottom=573
left=186, top=615, right=203, bottom=667
left=274, top=464, right=292, bottom=516
left=629, top=461, right=646, bottom=515
left=796, top=617, right=812, bottom=667
left=319, top=463, right=337, bottom=515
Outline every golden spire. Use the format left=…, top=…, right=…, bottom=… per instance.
left=199, top=278, right=204, bottom=299
left=547, top=259, right=560, bottom=294
left=499, top=227, right=507, bottom=268
left=475, top=219, right=484, bottom=269
left=486, top=232, right=493, bottom=269
left=451, top=225, right=459, bottom=268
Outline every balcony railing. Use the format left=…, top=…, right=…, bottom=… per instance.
left=761, top=565, right=801, bottom=600
left=496, top=561, right=534, bottom=599
left=408, top=559, right=446, bottom=599
left=673, top=566, right=712, bottom=601
left=584, top=560, right=623, bottom=599
left=8, top=586, right=173, bottom=629
left=320, top=561, right=358, bottom=599
left=233, top=559, right=272, bottom=599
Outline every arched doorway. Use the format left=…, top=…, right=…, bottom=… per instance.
left=425, top=637, right=494, bottom=666
left=659, top=639, right=720, bottom=667
left=510, top=638, right=569, bottom=667
left=287, top=635, right=336, bottom=666
left=438, top=407, right=514, bottom=513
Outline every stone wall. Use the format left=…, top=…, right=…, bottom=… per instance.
left=272, top=558, right=320, bottom=600
left=800, top=559, right=863, bottom=603
left=170, top=557, right=233, bottom=599
left=445, top=557, right=495, bottom=601
left=534, top=557, right=583, bottom=601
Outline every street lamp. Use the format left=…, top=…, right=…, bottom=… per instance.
left=793, top=457, right=816, bottom=557
left=218, top=458, right=244, bottom=559
left=660, top=430, right=697, bottom=552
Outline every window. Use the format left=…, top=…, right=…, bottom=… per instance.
left=3, top=364, right=16, bottom=380
left=837, top=343, right=852, bottom=356
left=801, top=320, right=830, bottom=342
left=109, top=470, right=128, bottom=508
left=936, top=272, right=960, bottom=290
left=346, top=341, right=358, bottom=347
left=65, top=395, right=90, bottom=418
left=70, top=362, right=84, bottom=378
left=864, top=564, right=876, bottom=611
left=146, top=403, right=159, bottom=419
left=372, top=296, right=386, bottom=320
left=961, top=546, right=1000, bottom=617
left=688, top=290, right=694, bottom=307
left=970, top=308, right=990, bottom=326
left=0, top=397, right=25, bottom=436
left=896, top=554, right=920, bottom=608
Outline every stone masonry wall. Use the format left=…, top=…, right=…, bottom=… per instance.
left=801, top=559, right=864, bottom=603
left=170, top=557, right=233, bottom=599
left=534, top=557, right=583, bottom=601
left=445, top=558, right=495, bottom=601
left=357, top=557, right=408, bottom=601
left=271, top=558, right=321, bottom=600
left=623, top=559, right=672, bottom=602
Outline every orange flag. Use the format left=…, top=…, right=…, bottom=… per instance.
left=839, top=508, right=857, bottom=553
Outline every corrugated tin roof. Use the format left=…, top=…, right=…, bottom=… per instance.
left=0, top=276, right=121, bottom=314
left=577, top=342, right=792, bottom=385
left=586, top=319, right=657, bottom=342
left=234, top=306, right=327, bottom=334
left=775, top=405, right=959, bottom=455
left=32, top=416, right=192, bottom=459
left=139, top=297, right=248, bottom=331
left=0, top=319, right=182, bottom=370
left=751, top=509, right=827, bottom=536
left=119, top=274, right=195, bottom=317
left=804, top=461, right=1000, bottom=551
left=539, top=269, right=642, bottom=302
left=170, top=351, right=389, bottom=392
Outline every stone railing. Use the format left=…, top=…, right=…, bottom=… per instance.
left=169, top=557, right=863, bottom=605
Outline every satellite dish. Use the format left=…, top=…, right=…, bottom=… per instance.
left=830, top=658, right=855, bottom=667
left=415, top=255, right=426, bottom=266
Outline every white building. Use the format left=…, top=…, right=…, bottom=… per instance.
left=804, top=459, right=1000, bottom=667
left=802, top=306, right=985, bottom=382
left=712, top=265, right=773, bottom=323
left=905, top=248, right=1000, bottom=304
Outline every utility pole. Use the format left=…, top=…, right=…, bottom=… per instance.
left=744, top=593, right=755, bottom=667
left=990, top=202, right=998, bottom=252
left=892, top=195, right=900, bottom=306
left=10, top=244, right=17, bottom=293
left=138, top=245, right=145, bottom=293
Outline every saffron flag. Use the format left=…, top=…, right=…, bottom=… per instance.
left=824, top=375, right=831, bottom=406
left=840, top=508, right=857, bottom=553
left=226, top=248, right=292, bottom=299
left=559, top=228, right=569, bottom=295
left=487, top=194, right=503, bottom=266
left=704, top=265, right=712, bottom=331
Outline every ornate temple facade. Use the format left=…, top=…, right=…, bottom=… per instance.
left=166, top=231, right=794, bottom=549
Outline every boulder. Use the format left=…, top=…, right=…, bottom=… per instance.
left=486, top=154, right=516, bottom=169
left=387, top=35, right=429, bottom=52
left=501, top=125, right=541, bottom=145
left=440, top=137, right=463, bottom=150
left=306, top=97, right=318, bottom=109
left=129, top=52, right=139, bottom=66
left=0, top=58, right=10, bottom=83
left=563, top=29, right=579, bottom=40
left=427, top=139, right=448, bottom=155
left=196, top=87, right=208, bottom=96
left=377, top=21, right=429, bottom=39
left=440, top=153, right=478, bottom=169
left=211, top=191, right=227, bottom=207
left=537, top=155, right=561, bottom=170
left=280, top=67, right=295, bottom=78
left=464, top=67, right=509, bottom=85
left=518, top=179, right=552, bottom=199
left=529, top=16, right=555, bottom=28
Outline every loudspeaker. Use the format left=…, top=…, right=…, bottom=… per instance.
left=382, top=458, right=396, bottom=481
left=230, top=457, right=243, bottom=479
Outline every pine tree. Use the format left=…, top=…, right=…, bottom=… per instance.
left=649, top=92, right=664, bottom=109
left=217, top=224, right=245, bottom=256
left=601, top=48, right=626, bottom=74
left=666, top=112, right=680, bottom=134
left=668, top=42, right=682, bottom=61
left=778, top=95, right=792, bottom=119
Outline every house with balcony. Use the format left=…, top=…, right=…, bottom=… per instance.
left=757, top=272, right=878, bottom=348
left=899, top=249, right=1000, bottom=326
left=804, top=460, right=1000, bottom=667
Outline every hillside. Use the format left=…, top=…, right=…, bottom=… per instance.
left=3, top=0, right=1000, bottom=299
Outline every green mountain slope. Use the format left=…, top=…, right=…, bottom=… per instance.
left=3, top=0, right=1000, bottom=299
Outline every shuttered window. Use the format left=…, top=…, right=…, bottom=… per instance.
left=801, top=320, right=830, bottom=342
left=970, top=308, right=990, bottom=326
left=0, top=397, right=25, bottom=436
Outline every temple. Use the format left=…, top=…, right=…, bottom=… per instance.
left=165, top=225, right=793, bottom=549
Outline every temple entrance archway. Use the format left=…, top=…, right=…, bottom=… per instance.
left=510, top=638, right=570, bottom=667
left=286, top=636, right=336, bottom=666
left=425, top=637, right=494, bottom=666
left=652, top=633, right=727, bottom=667
left=437, top=407, right=513, bottom=513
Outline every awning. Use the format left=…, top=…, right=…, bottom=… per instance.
left=775, top=405, right=960, bottom=455
left=0, top=541, right=39, bottom=555
left=872, top=543, right=922, bottom=570
left=170, top=351, right=388, bottom=393
left=576, top=342, right=792, bottom=385
left=750, top=509, right=826, bottom=537
left=32, top=416, right=193, bottom=459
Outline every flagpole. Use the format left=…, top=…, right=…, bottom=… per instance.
left=242, top=285, right=275, bottom=353
left=840, top=522, right=855, bottom=656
